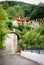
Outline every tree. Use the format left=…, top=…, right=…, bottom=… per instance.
left=3, top=1, right=9, bottom=10
left=18, top=24, right=24, bottom=31
left=7, top=7, right=16, bottom=19
left=37, top=6, right=44, bottom=18
left=0, top=5, right=8, bottom=50
left=0, top=5, right=8, bottom=20
left=30, top=6, right=44, bottom=20
left=24, top=4, right=36, bottom=17
left=18, top=39, right=23, bottom=51
left=13, top=5, right=24, bottom=18
left=37, top=24, right=44, bottom=35
left=0, top=22, right=7, bottom=50
left=30, top=9, right=37, bottom=19
left=24, top=9, right=30, bottom=17
left=23, top=29, right=44, bottom=49
left=7, top=5, right=24, bottom=19
left=5, top=20, right=14, bottom=30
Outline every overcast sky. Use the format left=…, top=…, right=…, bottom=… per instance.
left=0, top=0, right=44, bottom=4
left=17, top=0, right=44, bottom=4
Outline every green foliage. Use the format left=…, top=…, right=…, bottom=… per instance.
left=3, top=1, right=9, bottom=10
left=13, top=5, right=24, bottom=18
left=37, top=24, right=44, bottom=35
left=7, top=7, right=16, bottom=19
left=40, top=24, right=44, bottom=35
left=24, top=25, right=32, bottom=30
left=22, top=29, right=44, bottom=49
left=0, top=5, right=8, bottom=50
left=15, top=24, right=31, bottom=31
left=0, top=1, right=44, bottom=20
left=18, top=39, right=23, bottom=48
left=17, top=25, right=44, bottom=49
left=0, top=22, right=7, bottom=50
left=7, top=5, right=24, bottom=19
left=5, top=20, right=14, bottom=30
left=18, top=39, right=24, bottom=52
left=18, top=24, right=24, bottom=31
left=15, top=25, right=32, bottom=37
left=0, top=5, right=8, bottom=20
left=30, top=9, right=37, bottom=19
left=15, top=29, right=21, bottom=36
left=30, top=6, right=44, bottom=19
left=37, top=6, right=44, bottom=18
left=24, top=9, right=30, bottom=17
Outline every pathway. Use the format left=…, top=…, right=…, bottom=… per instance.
left=2, top=54, right=40, bottom=65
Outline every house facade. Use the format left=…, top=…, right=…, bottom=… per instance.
left=12, top=18, right=27, bottom=26
left=12, top=18, right=39, bottom=28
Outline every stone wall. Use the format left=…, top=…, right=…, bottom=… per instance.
left=4, top=33, right=17, bottom=54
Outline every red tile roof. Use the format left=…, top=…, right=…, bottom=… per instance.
left=12, top=18, right=27, bottom=21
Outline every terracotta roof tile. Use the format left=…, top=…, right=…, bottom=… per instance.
left=12, top=18, right=27, bottom=21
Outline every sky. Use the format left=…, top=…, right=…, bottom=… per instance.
left=17, top=0, right=44, bottom=4
left=0, top=0, right=44, bottom=4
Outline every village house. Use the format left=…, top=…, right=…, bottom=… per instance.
left=12, top=17, right=27, bottom=26
left=12, top=17, right=39, bottom=28
left=4, top=30, right=18, bottom=54
left=28, top=20, right=39, bottom=28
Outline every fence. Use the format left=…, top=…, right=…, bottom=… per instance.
left=27, top=49, right=44, bottom=54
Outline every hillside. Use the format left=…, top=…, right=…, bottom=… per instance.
left=0, top=1, right=44, bottom=21
left=38, top=2, right=44, bottom=7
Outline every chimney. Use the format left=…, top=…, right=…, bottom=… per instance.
left=19, top=17, right=20, bottom=20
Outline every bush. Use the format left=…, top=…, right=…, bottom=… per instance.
left=0, top=22, right=7, bottom=50
left=23, top=29, right=44, bottom=49
left=5, top=20, right=14, bottom=30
